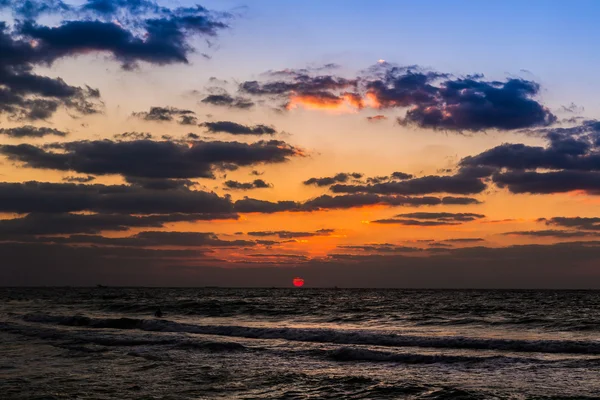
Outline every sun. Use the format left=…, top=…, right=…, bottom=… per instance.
left=292, top=277, right=304, bottom=287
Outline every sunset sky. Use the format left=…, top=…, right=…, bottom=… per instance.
left=2, top=0, right=600, bottom=287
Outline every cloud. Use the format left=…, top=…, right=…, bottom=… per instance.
left=17, top=2, right=229, bottom=69
left=504, top=230, right=596, bottom=238
left=124, top=176, right=197, bottom=190
left=0, top=181, right=236, bottom=215
left=132, top=106, right=197, bottom=125
left=456, top=122, right=600, bottom=194
left=237, top=63, right=555, bottom=131
left=442, top=238, right=485, bottom=243
left=0, top=125, right=67, bottom=138
left=0, top=0, right=232, bottom=119
left=7, top=240, right=600, bottom=287
left=337, top=244, right=421, bottom=253
left=247, top=229, right=334, bottom=239
left=393, top=76, right=556, bottom=131
left=234, top=197, right=300, bottom=213
left=372, top=219, right=457, bottom=226
left=201, top=94, right=254, bottom=109
left=240, top=75, right=357, bottom=96
left=22, top=231, right=256, bottom=248
left=200, top=121, right=276, bottom=135
left=303, top=172, right=363, bottom=186
left=0, top=22, right=103, bottom=119
left=113, top=131, right=154, bottom=140
left=364, top=172, right=414, bottom=184
left=224, top=179, right=272, bottom=190
left=395, top=212, right=485, bottom=221
left=492, top=170, right=600, bottom=194
left=0, top=0, right=230, bottom=120
left=541, top=217, right=600, bottom=231
left=331, top=174, right=486, bottom=195
left=0, top=139, right=303, bottom=179
left=0, top=212, right=236, bottom=236
left=371, top=211, right=485, bottom=225
left=62, top=175, right=95, bottom=183
left=234, top=194, right=479, bottom=213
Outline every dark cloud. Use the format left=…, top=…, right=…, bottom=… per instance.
left=0, top=0, right=71, bottom=19
left=8, top=241, right=600, bottom=287
left=200, top=121, right=276, bottom=135
left=331, top=175, right=486, bottom=196
left=0, top=0, right=230, bottom=120
left=132, top=106, right=196, bottom=125
left=0, top=139, right=303, bottom=179
left=0, top=22, right=102, bottom=119
left=364, top=172, right=414, bottom=184
left=395, top=212, right=486, bottom=222
left=234, top=197, right=300, bottom=214
left=124, top=176, right=196, bottom=191
left=372, top=212, right=485, bottom=226
left=62, top=175, right=95, bottom=183
left=240, top=75, right=357, bottom=96
left=24, top=231, right=256, bottom=248
left=201, top=94, right=254, bottom=109
left=504, top=230, right=596, bottom=238
left=392, top=75, right=556, bottom=131
left=303, top=172, right=363, bottom=187
left=391, top=171, right=414, bottom=180
left=457, top=121, right=600, bottom=194
left=113, top=131, right=154, bottom=140
left=234, top=194, right=480, bottom=213
left=0, top=125, right=67, bottom=138
left=371, top=219, right=460, bottom=226
left=493, top=170, right=600, bottom=194
left=0, top=181, right=235, bottom=215
left=179, top=115, right=198, bottom=125
left=18, top=3, right=229, bottom=69
left=0, top=0, right=230, bottom=119
left=337, top=244, right=421, bottom=253
left=247, top=229, right=334, bottom=239
left=461, top=141, right=599, bottom=172
left=0, top=212, right=235, bottom=236
left=239, top=64, right=555, bottom=131
left=224, top=179, right=272, bottom=190
left=541, top=217, right=600, bottom=231
left=442, top=238, right=485, bottom=243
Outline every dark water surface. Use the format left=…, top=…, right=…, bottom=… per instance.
left=2, top=288, right=600, bottom=399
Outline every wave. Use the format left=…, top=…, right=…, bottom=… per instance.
left=326, top=347, right=515, bottom=364
left=19, top=314, right=600, bottom=355
left=1, top=320, right=246, bottom=353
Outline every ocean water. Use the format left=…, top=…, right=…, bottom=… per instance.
left=1, top=288, right=600, bottom=399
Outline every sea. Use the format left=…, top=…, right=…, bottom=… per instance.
left=1, top=288, right=600, bottom=399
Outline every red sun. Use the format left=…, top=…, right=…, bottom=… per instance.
left=292, top=277, right=304, bottom=287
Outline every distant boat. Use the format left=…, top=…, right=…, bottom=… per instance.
left=96, top=284, right=107, bottom=288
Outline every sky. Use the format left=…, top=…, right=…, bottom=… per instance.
left=2, top=0, right=600, bottom=287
